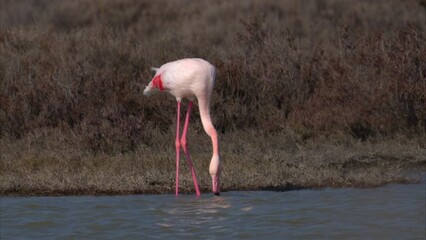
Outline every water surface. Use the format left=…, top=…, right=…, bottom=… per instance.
left=1, top=183, right=425, bottom=239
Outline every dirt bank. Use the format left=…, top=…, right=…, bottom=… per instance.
left=1, top=133, right=424, bottom=196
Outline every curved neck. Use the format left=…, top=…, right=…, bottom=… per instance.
left=198, top=98, right=219, bottom=157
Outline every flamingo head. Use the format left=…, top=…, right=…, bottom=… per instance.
left=209, top=155, right=221, bottom=195
left=211, top=174, right=220, bottom=195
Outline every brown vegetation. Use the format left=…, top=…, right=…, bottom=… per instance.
left=0, top=0, right=425, bottom=195
left=1, top=131, right=425, bottom=195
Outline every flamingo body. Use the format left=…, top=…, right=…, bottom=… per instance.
left=145, top=58, right=215, bottom=101
left=144, top=58, right=221, bottom=195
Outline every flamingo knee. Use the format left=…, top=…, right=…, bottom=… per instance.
left=180, top=138, right=188, bottom=150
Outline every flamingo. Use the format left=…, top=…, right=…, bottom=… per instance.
left=143, top=58, right=220, bottom=196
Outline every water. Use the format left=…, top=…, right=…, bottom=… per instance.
left=1, top=183, right=425, bottom=239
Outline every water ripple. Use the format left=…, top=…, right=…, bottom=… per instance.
left=1, top=181, right=425, bottom=239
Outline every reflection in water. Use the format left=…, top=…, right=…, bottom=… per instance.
left=1, top=181, right=425, bottom=239
left=155, top=195, right=233, bottom=233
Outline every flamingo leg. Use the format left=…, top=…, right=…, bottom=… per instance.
left=180, top=101, right=201, bottom=196
left=175, top=101, right=181, bottom=196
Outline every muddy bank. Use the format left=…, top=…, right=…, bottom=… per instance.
left=1, top=134, right=425, bottom=196
left=2, top=158, right=423, bottom=196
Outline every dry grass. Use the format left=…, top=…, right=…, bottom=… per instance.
left=0, top=0, right=425, bottom=195
left=1, top=130, right=424, bottom=195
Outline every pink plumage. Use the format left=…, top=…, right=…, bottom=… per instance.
left=144, top=58, right=221, bottom=196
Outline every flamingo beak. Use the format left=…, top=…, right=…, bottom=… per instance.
left=212, top=174, right=220, bottom=195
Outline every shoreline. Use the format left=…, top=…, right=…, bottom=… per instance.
left=2, top=152, right=424, bottom=197
left=1, top=177, right=423, bottom=197
left=2, top=132, right=425, bottom=197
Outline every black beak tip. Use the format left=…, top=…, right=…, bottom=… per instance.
left=214, top=192, right=220, bottom=196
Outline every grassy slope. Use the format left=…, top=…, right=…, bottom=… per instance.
left=1, top=130, right=425, bottom=195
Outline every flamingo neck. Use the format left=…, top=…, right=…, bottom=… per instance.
left=198, top=102, right=219, bottom=156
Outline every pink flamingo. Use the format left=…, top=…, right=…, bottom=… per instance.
left=143, top=58, right=221, bottom=196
